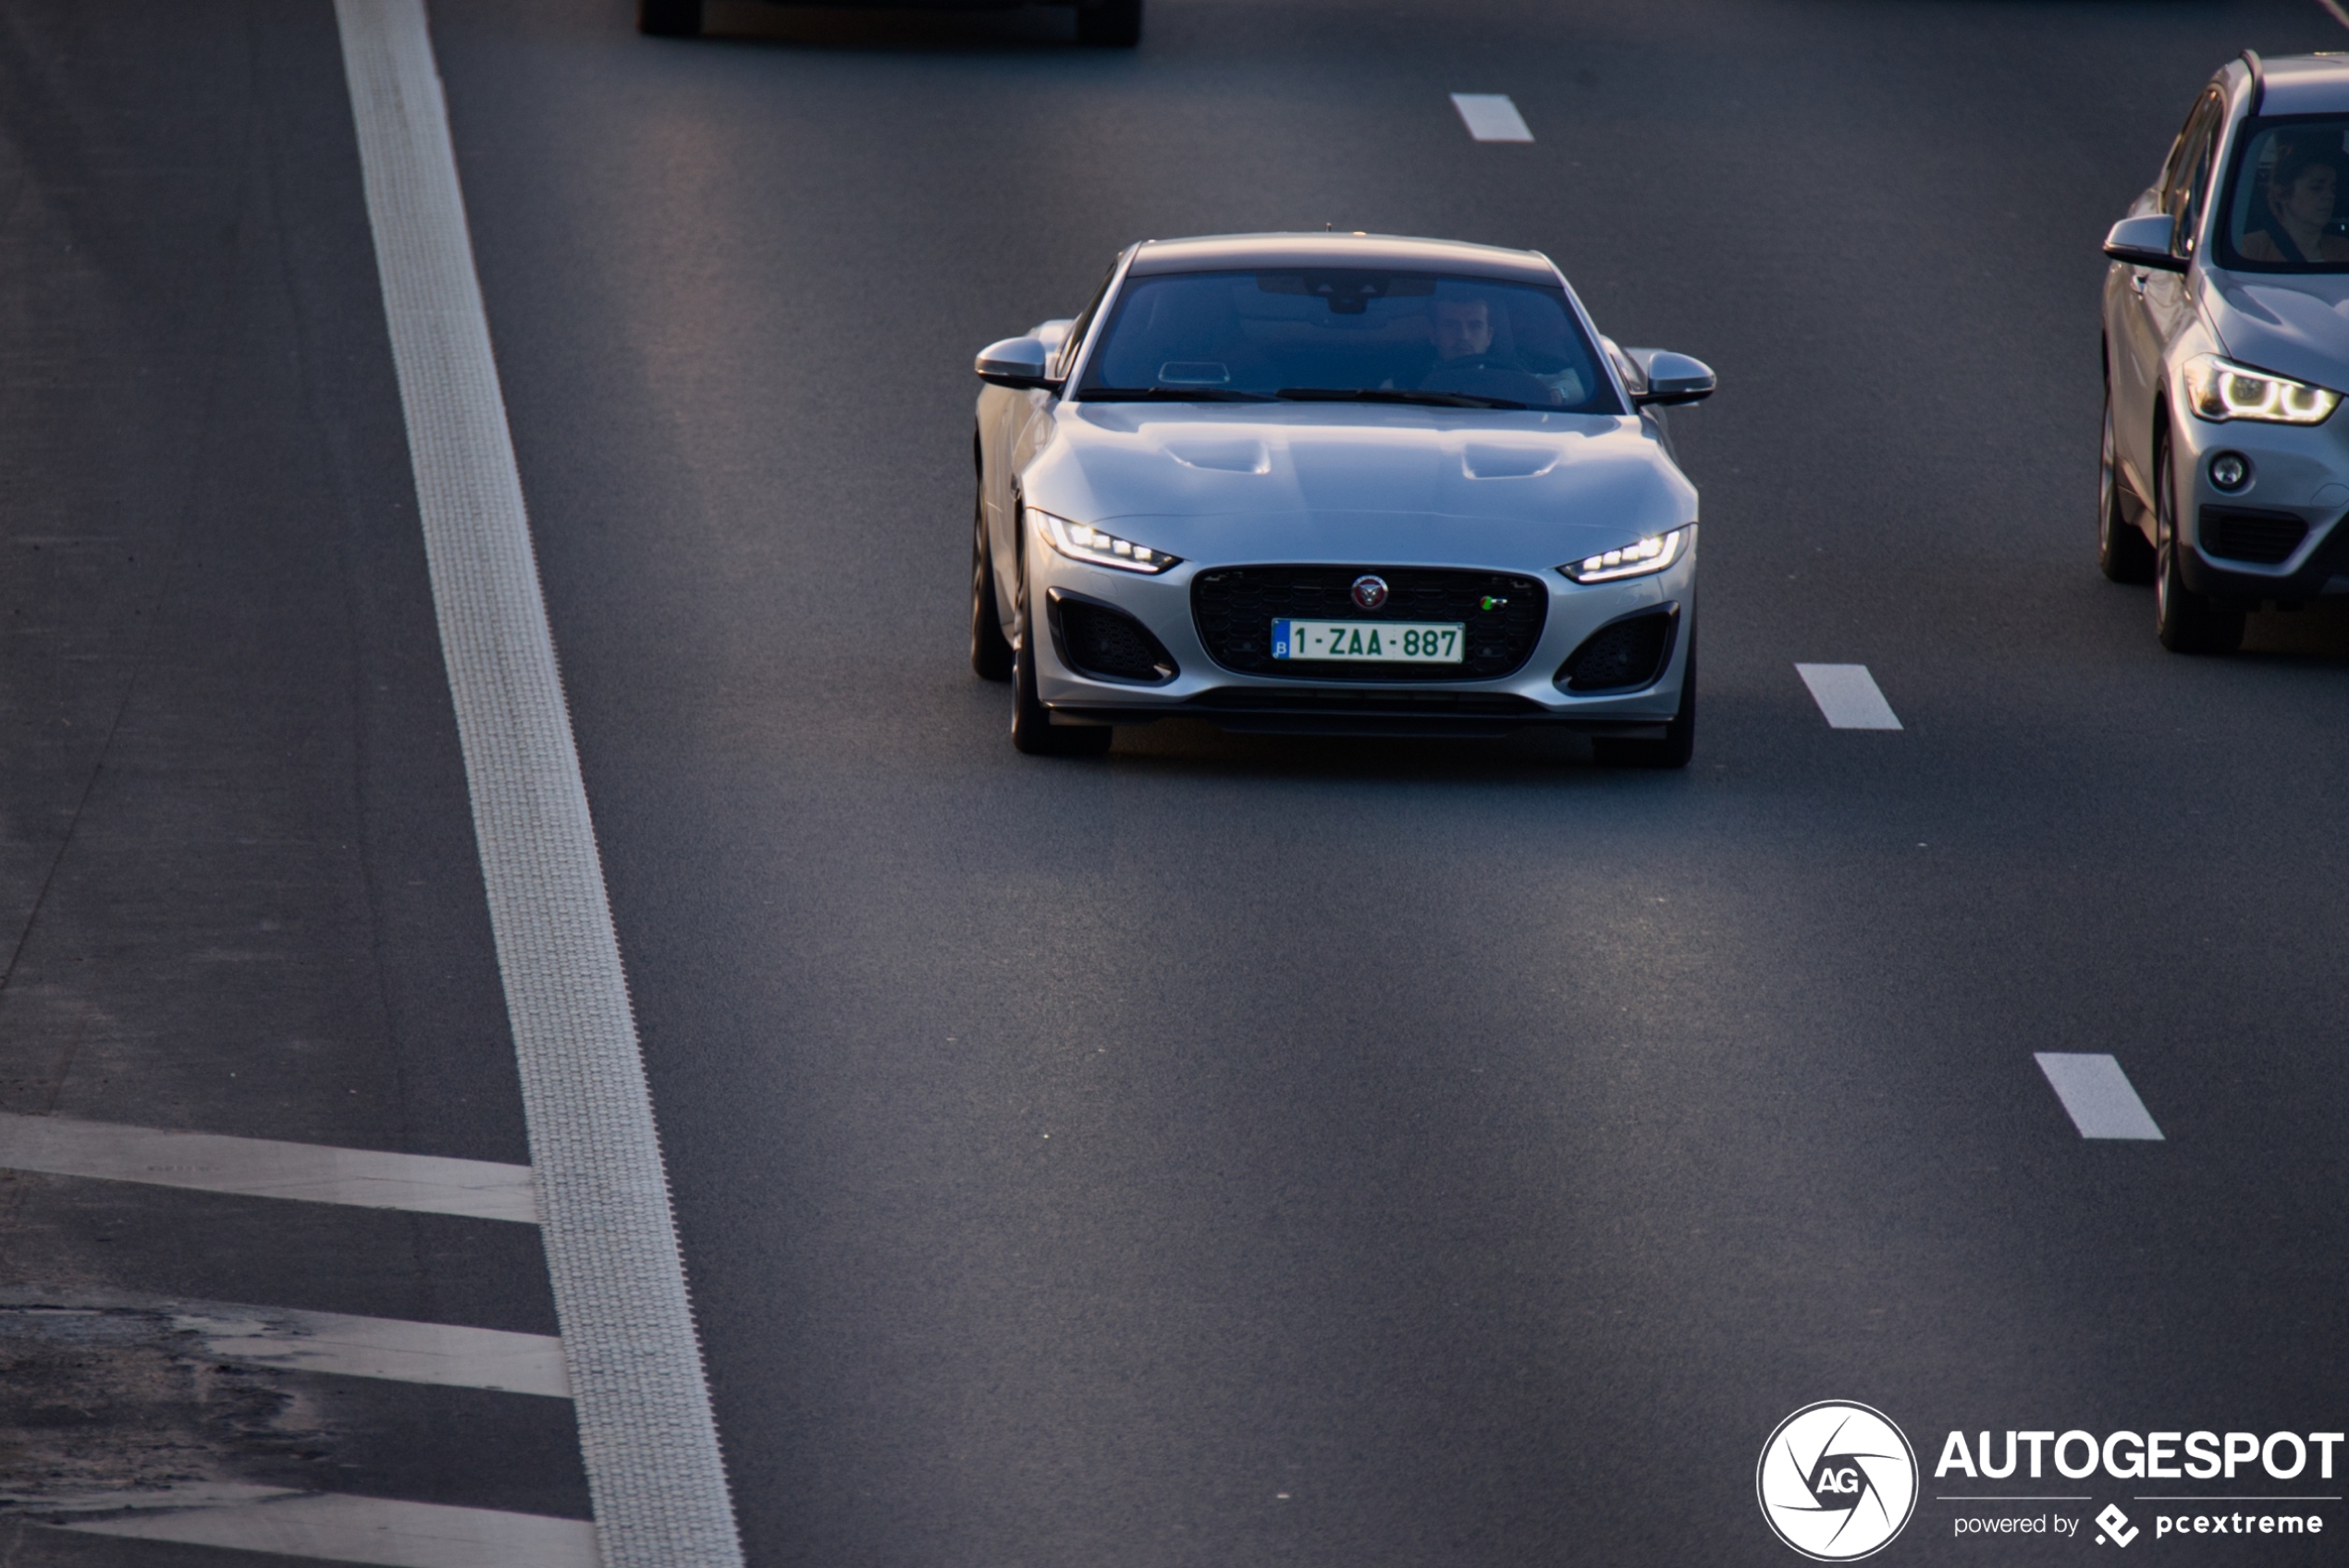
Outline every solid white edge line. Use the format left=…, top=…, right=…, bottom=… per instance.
left=332, top=4, right=742, bottom=1565
left=0, top=1110, right=538, bottom=1222
left=59, top=1493, right=597, bottom=1568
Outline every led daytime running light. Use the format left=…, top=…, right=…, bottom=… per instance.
left=1561, top=526, right=1689, bottom=583
left=2181, top=355, right=2340, bottom=425
left=1035, top=510, right=1182, bottom=574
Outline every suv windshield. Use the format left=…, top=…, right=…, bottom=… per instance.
left=2218, top=118, right=2349, bottom=270
left=1075, top=268, right=1625, bottom=413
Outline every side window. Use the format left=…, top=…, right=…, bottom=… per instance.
left=2168, top=92, right=2226, bottom=256
left=2157, top=93, right=2211, bottom=205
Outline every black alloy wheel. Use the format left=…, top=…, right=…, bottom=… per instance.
left=971, top=493, right=1014, bottom=681
left=1591, top=631, right=1696, bottom=769
left=2153, top=423, right=2244, bottom=654
left=1076, top=0, right=1142, bottom=46
left=2098, top=385, right=2156, bottom=583
left=637, top=0, right=702, bottom=35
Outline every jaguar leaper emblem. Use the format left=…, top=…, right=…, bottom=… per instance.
left=1351, top=575, right=1389, bottom=610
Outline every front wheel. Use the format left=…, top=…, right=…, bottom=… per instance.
left=2098, top=386, right=2155, bottom=583
left=2153, top=427, right=2244, bottom=654
left=971, top=495, right=1013, bottom=681
left=1592, top=634, right=1695, bottom=769
left=1012, top=639, right=1112, bottom=756
left=1076, top=0, right=1142, bottom=46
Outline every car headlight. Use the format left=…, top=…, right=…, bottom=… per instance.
left=1560, top=525, right=1690, bottom=583
left=1034, top=510, right=1182, bottom=574
left=2180, top=355, right=2340, bottom=424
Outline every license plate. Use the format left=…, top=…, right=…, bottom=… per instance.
left=1271, top=619, right=1464, bottom=663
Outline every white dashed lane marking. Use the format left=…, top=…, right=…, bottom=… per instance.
left=1795, top=663, right=1903, bottom=729
left=56, top=1492, right=597, bottom=1568
left=1451, top=92, right=1532, bottom=141
left=2035, top=1053, right=2166, bottom=1141
left=0, top=1111, right=538, bottom=1222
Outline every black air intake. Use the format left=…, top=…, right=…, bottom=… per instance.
left=2199, top=507, right=2308, bottom=565
left=1050, top=592, right=1176, bottom=684
left=1558, top=606, right=1678, bottom=692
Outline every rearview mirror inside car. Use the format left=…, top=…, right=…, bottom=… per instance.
left=1627, top=349, right=1716, bottom=407
left=975, top=337, right=1061, bottom=390
left=2103, top=214, right=2187, bottom=273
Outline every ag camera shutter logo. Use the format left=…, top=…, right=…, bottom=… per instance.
left=1757, top=1402, right=1920, bottom=1561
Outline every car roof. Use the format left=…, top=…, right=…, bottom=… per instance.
left=2244, top=52, right=2349, bottom=116
left=1126, top=232, right=1562, bottom=286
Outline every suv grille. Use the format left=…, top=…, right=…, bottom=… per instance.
left=2201, top=507, right=2308, bottom=565
left=1191, top=566, right=1547, bottom=681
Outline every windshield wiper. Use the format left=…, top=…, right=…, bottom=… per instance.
left=1079, top=386, right=1282, bottom=402
left=1275, top=387, right=1528, bottom=410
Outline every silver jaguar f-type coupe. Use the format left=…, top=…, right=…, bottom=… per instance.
left=969, top=232, right=1716, bottom=764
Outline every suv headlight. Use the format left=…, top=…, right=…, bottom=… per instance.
left=2181, top=355, right=2340, bottom=424
left=1560, top=525, right=1690, bottom=583
left=1034, top=509, right=1182, bottom=574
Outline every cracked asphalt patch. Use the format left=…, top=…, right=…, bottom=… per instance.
left=0, top=1301, right=338, bottom=1514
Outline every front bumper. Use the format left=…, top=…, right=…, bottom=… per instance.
left=2170, top=407, right=2349, bottom=603
left=1024, top=533, right=1697, bottom=737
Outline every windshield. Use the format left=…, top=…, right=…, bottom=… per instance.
left=1076, top=268, right=1625, bottom=413
left=2218, top=117, right=2349, bottom=270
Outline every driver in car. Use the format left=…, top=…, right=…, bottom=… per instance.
left=1416, top=292, right=1568, bottom=405
left=1432, top=297, right=1495, bottom=362
left=2240, top=140, right=2349, bottom=263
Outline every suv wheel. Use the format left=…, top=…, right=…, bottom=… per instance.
left=2153, top=423, right=2244, bottom=654
left=2098, top=385, right=2155, bottom=583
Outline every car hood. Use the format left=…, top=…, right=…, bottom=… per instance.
left=1018, top=402, right=1698, bottom=568
left=2203, top=268, right=2349, bottom=390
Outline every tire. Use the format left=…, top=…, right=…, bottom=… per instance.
left=1012, top=637, right=1113, bottom=756
left=2153, top=423, right=2244, bottom=654
left=1076, top=0, right=1142, bottom=46
left=637, top=0, right=700, bottom=36
left=971, top=493, right=1014, bottom=681
left=2098, top=385, right=2156, bottom=583
left=1592, top=631, right=1695, bottom=769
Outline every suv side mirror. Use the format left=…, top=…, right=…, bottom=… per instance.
left=976, top=337, right=1062, bottom=390
left=2103, top=214, right=2187, bottom=273
left=1626, top=348, right=1716, bottom=407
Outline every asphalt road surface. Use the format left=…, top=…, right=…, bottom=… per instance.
left=7, top=1, right=2349, bottom=1564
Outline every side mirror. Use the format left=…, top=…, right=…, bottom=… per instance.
left=1626, top=348, right=1716, bottom=407
left=2103, top=214, right=2187, bottom=273
left=976, top=337, right=1062, bottom=390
